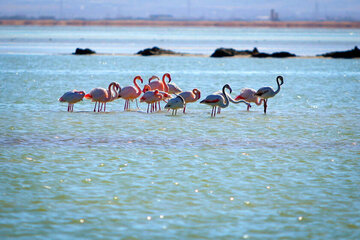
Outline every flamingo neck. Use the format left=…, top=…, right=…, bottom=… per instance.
left=255, top=98, right=264, bottom=106
left=108, top=83, right=119, bottom=101
left=220, top=86, right=230, bottom=108
left=193, top=89, right=201, bottom=100
left=133, top=76, right=142, bottom=94
left=162, top=73, right=171, bottom=83
left=275, top=76, right=283, bottom=95
left=162, top=75, right=169, bottom=93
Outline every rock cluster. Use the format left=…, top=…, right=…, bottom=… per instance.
left=210, top=47, right=296, bottom=58
left=73, top=48, right=96, bottom=55
left=210, top=47, right=257, bottom=57
left=137, top=46, right=177, bottom=56
left=252, top=51, right=296, bottom=58
left=320, top=46, right=360, bottom=58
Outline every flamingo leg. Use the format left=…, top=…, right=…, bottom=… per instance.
left=147, top=104, right=150, bottom=113
left=158, top=102, right=161, bottom=111
left=104, top=103, right=106, bottom=112
left=247, top=104, right=250, bottom=111
left=136, top=99, right=139, bottom=109
left=264, top=99, right=268, bottom=114
left=175, top=109, right=177, bottom=115
left=67, top=104, right=70, bottom=112
left=183, top=104, right=187, bottom=113
left=71, top=104, right=74, bottom=112
left=93, top=102, right=97, bottom=112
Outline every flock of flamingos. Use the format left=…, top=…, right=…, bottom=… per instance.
left=59, top=73, right=284, bottom=117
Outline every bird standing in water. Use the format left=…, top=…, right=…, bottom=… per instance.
left=255, top=76, right=284, bottom=114
left=59, top=90, right=86, bottom=112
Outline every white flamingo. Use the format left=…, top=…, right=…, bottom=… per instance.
left=235, top=88, right=264, bottom=111
left=200, top=84, right=233, bottom=117
left=164, top=95, right=185, bottom=115
left=59, top=90, right=86, bottom=112
left=255, top=76, right=284, bottom=114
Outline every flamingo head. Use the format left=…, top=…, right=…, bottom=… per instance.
left=277, top=76, right=284, bottom=86
left=161, top=92, right=171, bottom=100
left=135, top=75, right=144, bottom=84
left=77, top=91, right=86, bottom=96
left=84, top=93, right=92, bottom=99
left=142, top=84, right=151, bottom=93
left=235, top=95, right=245, bottom=101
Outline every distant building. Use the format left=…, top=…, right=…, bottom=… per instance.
left=270, top=9, right=279, bottom=21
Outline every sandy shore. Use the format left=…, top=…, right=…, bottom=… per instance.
left=1, top=19, right=360, bottom=28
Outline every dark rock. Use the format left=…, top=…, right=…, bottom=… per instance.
left=211, top=48, right=237, bottom=57
left=73, top=48, right=96, bottom=55
left=252, top=52, right=271, bottom=58
left=252, top=50, right=296, bottom=58
left=320, top=46, right=360, bottom=58
left=137, top=46, right=176, bottom=56
left=210, top=47, right=254, bottom=57
left=271, top=51, right=296, bottom=58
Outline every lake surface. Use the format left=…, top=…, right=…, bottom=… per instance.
left=0, top=26, right=359, bottom=239
left=0, top=25, right=359, bottom=55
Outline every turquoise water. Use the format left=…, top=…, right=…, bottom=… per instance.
left=0, top=26, right=360, bottom=239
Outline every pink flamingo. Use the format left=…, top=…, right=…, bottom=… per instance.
left=118, top=76, right=143, bottom=111
left=142, top=84, right=171, bottom=112
left=168, top=82, right=182, bottom=94
left=255, top=76, right=284, bottom=114
left=84, top=82, right=120, bottom=112
left=235, top=88, right=264, bottom=111
left=59, top=90, right=86, bottom=112
left=139, top=90, right=163, bottom=113
left=200, top=84, right=233, bottom=117
left=179, top=88, right=201, bottom=113
left=148, top=74, right=169, bottom=93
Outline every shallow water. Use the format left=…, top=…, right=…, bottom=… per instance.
left=0, top=26, right=360, bottom=239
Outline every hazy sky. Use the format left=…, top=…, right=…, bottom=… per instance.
left=1, top=0, right=360, bottom=20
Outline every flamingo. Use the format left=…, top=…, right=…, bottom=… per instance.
left=139, top=90, right=163, bottom=113
left=235, top=88, right=264, bottom=111
left=255, top=76, right=284, bottom=114
left=148, top=74, right=169, bottom=93
left=58, top=90, right=86, bottom=112
left=212, top=89, right=251, bottom=114
left=142, top=84, right=171, bottom=112
left=179, top=88, right=201, bottom=113
left=84, top=82, right=120, bottom=112
left=200, top=84, right=233, bottom=117
left=160, top=73, right=183, bottom=94
left=118, top=76, right=143, bottom=111
left=168, top=82, right=182, bottom=94
left=164, top=95, right=185, bottom=115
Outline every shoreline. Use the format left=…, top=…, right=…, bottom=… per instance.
left=1, top=19, right=360, bottom=28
